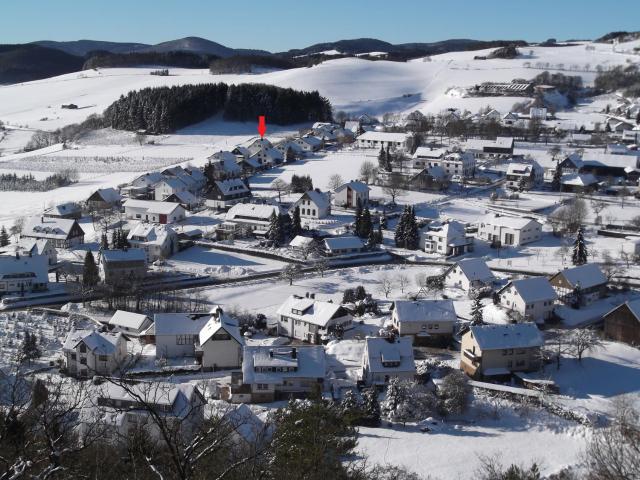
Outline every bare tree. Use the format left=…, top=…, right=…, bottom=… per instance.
left=359, top=160, right=378, bottom=185
left=567, top=328, right=603, bottom=363
left=280, top=263, right=303, bottom=286
left=382, top=173, right=407, bottom=205
left=395, top=273, right=410, bottom=294
left=378, top=274, right=393, bottom=299
left=328, top=174, right=344, bottom=192
left=135, top=131, right=147, bottom=146
left=591, top=200, right=607, bottom=225
left=313, top=258, right=329, bottom=278
left=270, top=179, right=290, bottom=203
left=10, top=217, right=24, bottom=242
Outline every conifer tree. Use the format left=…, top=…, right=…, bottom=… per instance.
left=551, top=162, right=562, bottom=192
left=377, top=146, right=387, bottom=171
left=354, top=203, right=363, bottom=236
left=394, top=206, right=408, bottom=247
left=362, top=386, right=381, bottom=426
left=0, top=226, right=9, bottom=247
left=267, top=211, right=283, bottom=246
left=404, top=206, right=419, bottom=250
left=21, top=331, right=41, bottom=364
left=367, top=227, right=378, bottom=248
left=377, top=223, right=384, bottom=245
left=111, top=230, right=119, bottom=249
left=279, top=213, right=292, bottom=242
left=100, top=232, right=109, bottom=250
left=572, top=226, right=588, bottom=265
left=82, top=251, right=100, bottom=287
left=359, top=207, right=373, bottom=238
left=380, top=211, right=388, bottom=230
left=291, top=206, right=302, bottom=236
left=470, top=295, right=484, bottom=325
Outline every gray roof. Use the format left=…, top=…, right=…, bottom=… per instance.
left=469, top=323, right=544, bottom=350
left=552, top=264, right=607, bottom=290
left=154, top=313, right=210, bottom=336
left=393, top=299, right=457, bottom=323
left=242, top=346, right=326, bottom=385
left=501, top=277, right=557, bottom=303
left=63, top=329, right=122, bottom=354
left=450, top=258, right=495, bottom=283
left=363, top=336, right=416, bottom=374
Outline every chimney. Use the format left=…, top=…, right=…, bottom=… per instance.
left=15, top=252, right=19, bottom=260
left=305, top=292, right=309, bottom=298
left=269, top=350, right=273, bottom=358
left=41, top=216, right=44, bottom=223
left=291, top=347, right=297, bottom=359
left=310, top=293, right=315, bottom=299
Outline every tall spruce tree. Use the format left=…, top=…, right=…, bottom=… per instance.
left=404, top=206, right=419, bottom=250
left=362, top=386, right=381, bottom=426
left=377, top=146, right=387, bottom=171
left=82, top=251, right=100, bottom=287
left=359, top=207, right=373, bottom=239
left=551, top=162, right=562, bottom=192
left=394, top=206, right=408, bottom=247
left=354, top=203, right=363, bottom=236
left=100, top=232, right=109, bottom=250
left=267, top=211, right=284, bottom=246
left=0, top=226, right=9, bottom=247
left=572, top=226, right=588, bottom=265
left=470, top=295, right=484, bottom=325
left=291, top=206, right=302, bottom=236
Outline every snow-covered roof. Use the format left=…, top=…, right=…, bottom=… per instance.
left=363, top=336, right=416, bottom=375
left=276, top=294, right=349, bottom=328
left=551, top=264, right=607, bottom=290
left=101, top=248, right=147, bottom=263
left=393, top=299, right=457, bottom=323
left=157, top=177, right=187, bottom=190
left=298, top=190, right=330, bottom=210
left=357, top=131, right=410, bottom=143
left=226, top=203, right=281, bottom=222
left=479, top=214, right=540, bottom=230
left=44, top=202, right=81, bottom=216
left=16, top=238, right=51, bottom=256
left=323, top=236, right=365, bottom=251
left=298, top=135, right=322, bottom=147
left=506, top=162, right=542, bottom=176
left=242, top=346, right=326, bottom=385
left=123, top=199, right=184, bottom=215
left=168, top=190, right=198, bottom=204
left=24, top=216, right=83, bottom=240
left=198, top=308, right=244, bottom=346
left=333, top=181, right=370, bottom=194
left=108, top=310, right=150, bottom=331
left=465, top=137, right=514, bottom=151
left=127, top=223, right=176, bottom=246
left=344, top=121, right=360, bottom=132
left=91, top=187, right=121, bottom=204
left=214, top=178, right=250, bottom=196
left=289, top=235, right=315, bottom=248
left=154, top=313, right=211, bottom=336
left=208, top=151, right=242, bottom=173
left=449, top=258, right=495, bottom=283
left=422, top=221, right=467, bottom=242
left=63, top=329, right=122, bottom=354
left=222, top=404, right=267, bottom=445
left=605, top=299, right=640, bottom=322
left=469, top=323, right=544, bottom=350
left=96, top=381, right=199, bottom=417
left=560, top=173, right=598, bottom=186
left=501, top=277, right=557, bottom=303
left=132, top=171, right=165, bottom=188
left=0, top=254, right=48, bottom=283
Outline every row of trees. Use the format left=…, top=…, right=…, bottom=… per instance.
left=394, top=206, right=419, bottom=249
left=0, top=170, right=78, bottom=191
left=102, top=83, right=332, bottom=134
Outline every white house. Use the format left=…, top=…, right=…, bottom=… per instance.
left=419, top=221, right=473, bottom=256
left=99, top=248, right=147, bottom=285
left=391, top=300, right=457, bottom=345
left=291, top=190, right=331, bottom=219
left=356, top=131, right=410, bottom=151
left=205, top=178, right=251, bottom=210
left=16, top=238, right=57, bottom=266
left=222, top=203, right=283, bottom=235
left=361, top=336, right=416, bottom=386
left=323, top=236, right=366, bottom=256
left=332, top=181, right=370, bottom=208
left=63, top=329, right=127, bottom=377
left=108, top=310, right=152, bottom=337
left=505, top=162, right=544, bottom=190
left=276, top=294, right=353, bottom=344
left=0, top=254, right=49, bottom=295
left=225, top=346, right=326, bottom=403
left=294, top=135, right=322, bottom=152
left=413, top=150, right=475, bottom=179
left=498, top=277, right=558, bottom=323
left=87, top=188, right=122, bottom=210
left=477, top=214, right=542, bottom=247
left=196, top=306, right=244, bottom=371
left=22, top=217, right=85, bottom=248
left=80, top=382, right=205, bottom=443
left=548, top=264, right=608, bottom=307
left=123, top=199, right=186, bottom=224
left=444, top=258, right=496, bottom=292
left=127, top=224, right=179, bottom=263
left=154, top=313, right=211, bottom=359
left=44, top=202, right=82, bottom=220
left=460, top=323, right=544, bottom=379
left=207, top=151, right=243, bottom=177
left=154, top=177, right=188, bottom=201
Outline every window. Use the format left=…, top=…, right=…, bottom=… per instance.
left=79, top=344, right=87, bottom=353
left=70, top=353, right=76, bottom=360
left=516, top=360, right=525, bottom=367
left=80, top=358, right=87, bottom=365
left=98, top=355, right=108, bottom=362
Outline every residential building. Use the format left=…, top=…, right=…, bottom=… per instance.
left=361, top=336, right=416, bottom=385
left=0, top=254, right=48, bottom=295
left=124, top=171, right=165, bottom=199
left=206, top=151, right=242, bottom=178
left=63, top=329, right=127, bottom=377
left=505, top=162, right=544, bottom=190
left=460, top=323, right=544, bottom=379
left=43, top=202, right=82, bottom=220
left=465, top=137, right=514, bottom=157
left=276, top=293, right=353, bottom=344
left=164, top=190, right=199, bottom=210
left=477, top=214, right=542, bottom=247
left=15, top=238, right=57, bottom=266
left=99, top=248, right=147, bottom=285
left=127, top=224, right=179, bottom=262
left=205, top=178, right=251, bottom=210
left=603, top=300, right=640, bottom=346
left=154, top=312, right=210, bottom=359
left=291, top=190, right=331, bottom=219
left=224, top=346, right=326, bottom=403
left=559, top=173, right=599, bottom=193
left=123, top=199, right=186, bottom=224
left=221, top=203, right=283, bottom=236
left=406, top=166, right=449, bottom=191
left=294, top=135, right=322, bottom=152
left=323, top=236, right=366, bottom=256
left=108, top=310, right=152, bottom=337
left=444, top=258, right=496, bottom=292
left=414, top=149, right=476, bottom=178
left=80, top=382, right=205, bottom=443
left=196, top=306, right=244, bottom=371
left=87, top=188, right=122, bottom=210
left=419, top=221, right=473, bottom=256
left=22, top=216, right=85, bottom=248
left=548, top=264, right=607, bottom=307
left=332, top=181, right=370, bottom=208
left=356, top=131, right=411, bottom=151
left=392, top=299, right=457, bottom=345
left=497, top=277, right=557, bottom=323
left=154, top=178, right=188, bottom=201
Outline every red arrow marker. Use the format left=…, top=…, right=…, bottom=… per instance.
left=258, top=115, right=267, bottom=138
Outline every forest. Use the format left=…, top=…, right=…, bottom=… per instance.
left=83, top=51, right=218, bottom=69
left=102, top=83, right=332, bottom=133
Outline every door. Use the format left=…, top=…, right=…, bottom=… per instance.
left=159, top=214, right=167, bottom=224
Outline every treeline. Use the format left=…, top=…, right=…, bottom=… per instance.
left=594, top=64, right=640, bottom=96
left=24, top=114, right=103, bottom=151
left=533, top=70, right=583, bottom=105
left=0, top=169, right=78, bottom=191
left=83, top=51, right=218, bottom=69
left=102, top=83, right=332, bottom=133
left=209, top=55, right=295, bottom=74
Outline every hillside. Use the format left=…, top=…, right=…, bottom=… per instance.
left=33, top=39, right=149, bottom=56
left=0, top=44, right=84, bottom=84
left=137, top=36, right=270, bottom=58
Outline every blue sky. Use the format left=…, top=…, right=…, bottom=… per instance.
left=2, top=0, right=639, bottom=51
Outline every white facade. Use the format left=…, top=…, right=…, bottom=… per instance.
left=123, top=200, right=186, bottom=224
left=0, top=254, right=49, bottom=295
left=498, top=277, right=557, bottom=323
left=361, top=336, right=416, bottom=385
left=127, top=224, right=179, bottom=262
left=332, top=181, right=370, bottom=208
left=419, top=221, right=473, bottom=256
left=356, top=131, right=410, bottom=151
left=477, top=214, right=542, bottom=247
left=154, top=178, right=187, bottom=201
left=63, top=329, right=127, bottom=377
left=292, top=191, right=331, bottom=219
left=444, top=258, right=496, bottom=292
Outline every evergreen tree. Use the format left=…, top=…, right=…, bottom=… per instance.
left=111, top=229, right=119, bottom=249
left=394, top=206, right=409, bottom=247
left=362, top=386, right=381, bottom=426
left=278, top=213, right=292, bottom=242
left=342, top=288, right=356, bottom=304
left=355, top=285, right=367, bottom=301
left=0, top=226, right=9, bottom=247
left=518, top=176, right=528, bottom=192
left=340, top=390, right=362, bottom=425
left=267, top=211, right=283, bottom=246
left=377, top=223, right=384, bottom=245
left=359, top=207, right=373, bottom=239
left=572, top=226, right=588, bottom=265
left=377, top=146, right=387, bottom=171
left=404, top=206, right=419, bottom=250
left=381, top=377, right=406, bottom=419
left=551, top=162, right=563, bottom=192
left=100, top=232, right=109, bottom=250
left=380, top=211, right=388, bottom=230
left=82, top=251, right=100, bottom=287
left=470, top=295, right=484, bottom=325
left=291, top=206, right=302, bottom=236
left=21, top=331, right=41, bottom=364
left=367, top=227, right=378, bottom=248
left=354, top=203, right=363, bottom=236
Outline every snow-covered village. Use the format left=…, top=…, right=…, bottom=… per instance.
left=0, top=2, right=639, bottom=479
